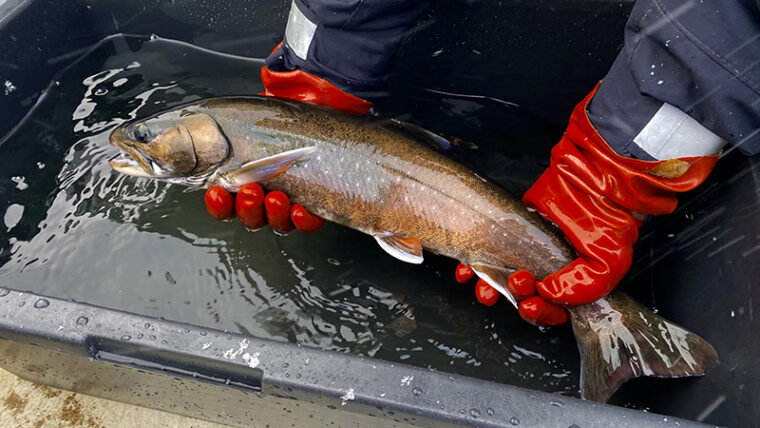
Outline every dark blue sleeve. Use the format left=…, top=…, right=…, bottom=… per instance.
left=266, top=0, right=431, bottom=99
left=588, top=0, right=760, bottom=158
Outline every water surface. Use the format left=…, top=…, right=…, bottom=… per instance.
left=0, top=35, right=580, bottom=395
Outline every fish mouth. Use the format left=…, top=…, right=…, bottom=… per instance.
left=108, top=126, right=162, bottom=178
left=108, top=151, right=155, bottom=178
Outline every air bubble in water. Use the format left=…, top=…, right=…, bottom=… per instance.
left=76, top=316, right=89, bottom=326
left=469, top=408, right=481, bottom=419
left=486, top=408, right=495, bottom=416
left=33, top=298, right=49, bottom=308
left=510, top=417, right=520, bottom=426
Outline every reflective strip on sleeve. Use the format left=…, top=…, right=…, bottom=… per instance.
left=633, top=103, right=726, bottom=160
left=284, top=0, right=317, bottom=61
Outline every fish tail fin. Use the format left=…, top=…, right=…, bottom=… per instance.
left=567, top=291, right=718, bottom=403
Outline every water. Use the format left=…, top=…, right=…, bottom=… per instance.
left=0, top=34, right=579, bottom=395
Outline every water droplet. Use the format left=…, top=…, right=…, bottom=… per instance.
left=510, top=417, right=520, bottom=425
left=448, top=376, right=455, bottom=381
left=412, top=387, right=423, bottom=396
left=18, top=301, right=25, bottom=307
left=93, top=87, right=108, bottom=96
left=200, top=331, right=207, bottom=336
left=136, top=333, right=144, bottom=339
left=458, top=409, right=466, bottom=415
left=487, top=408, right=495, bottom=416
left=33, top=298, right=49, bottom=309
left=150, top=34, right=158, bottom=41
left=469, top=408, right=481, bottom=419
left=120, top=335, right=131, bottom=341
left=149, top=335, right=156, bottom=340
left=11, top=176, right=28, bottom=190
left=76, top=316, right=88, bottom=326
left=144, top=322, right=151, bottom=329
left=0, top=289, right=10, bottom=297
left=282, top=363, right=289, bottom=368
left=36, top=162, right=45, bottom=169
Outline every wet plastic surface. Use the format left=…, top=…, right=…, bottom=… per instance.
left=0, top=287, right=709, bottom=428
left=1, top=0, right=758, bottom=426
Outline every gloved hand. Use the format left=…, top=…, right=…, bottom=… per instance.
left=455, top=87, right=718, bottom=322
left=511, top=88, right=718, bottom=326
left=205, top=184, right=324, bottom=233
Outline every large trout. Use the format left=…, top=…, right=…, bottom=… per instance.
left=109, top=96, right=717, bottom=402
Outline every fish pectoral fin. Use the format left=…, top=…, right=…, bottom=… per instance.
left=220, top=146, right=317, bottom=192
left=470, top=263, right=518, bottom=309
left=374, top=233, right=423, bottom=264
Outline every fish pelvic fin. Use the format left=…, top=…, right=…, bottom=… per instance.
left=470, top=264, right=518, bottom=308
left=568, top=291, right=718, bottom=403
left=373, top=233, right=424, bottom=264
left=219, top=146, right=316, bottom=192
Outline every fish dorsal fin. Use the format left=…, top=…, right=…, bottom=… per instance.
left=220, top=146, right=316, bottom=192
left=373, top=233, right=423, bottom=264
left=470, top=263, right=518, bottom=308
left=568, top=291, right=718, bottom=402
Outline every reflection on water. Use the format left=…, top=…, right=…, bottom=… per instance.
left=0, top=35, right=579, bottom=395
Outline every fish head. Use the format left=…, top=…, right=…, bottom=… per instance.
left=109, top=110, right=229, bottom=183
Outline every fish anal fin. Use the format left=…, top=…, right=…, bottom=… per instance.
left=568, top=291, right=718, bottom=403
left=374, top=233, right=423, bottom=264
left=470, top=263, right=518, bottom=308
left=220, top=146, right=316, bottom=191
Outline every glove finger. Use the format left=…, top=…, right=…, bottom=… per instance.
left=474, top=279, right=500, bottom=307
left=265, top=190, right=295, bottom=233
left=290, top=204, right=325, bottom=233
left=507, top=269, right=537, bottom=300
left=205, top=186, right=234, bottom=220
left=454, top=263, right=475, bottom=283
left=518, top=296, right=568, bottom=326
left=236, top=183, right=266, bottom=230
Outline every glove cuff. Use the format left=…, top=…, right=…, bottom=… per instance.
left=261, top=65, right=372, bottom=115
left=525, top=83, right=718, bottom=219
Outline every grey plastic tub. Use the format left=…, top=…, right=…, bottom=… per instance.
left=1, top=0, right=756, bottom=426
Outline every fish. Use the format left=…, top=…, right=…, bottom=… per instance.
left=108, top=96, right=717, bottom=402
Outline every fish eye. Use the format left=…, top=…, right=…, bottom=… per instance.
left=133, top=123, right=151, bottom=143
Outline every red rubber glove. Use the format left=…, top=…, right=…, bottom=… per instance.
left=204, top=184, right=324, bottom=234
left=260, top=43, right=372, bottom=116
left=507, top=85, right=718, bottom=326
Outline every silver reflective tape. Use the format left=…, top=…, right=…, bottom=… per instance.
left=633, top=103, right=725, bottom=160
left=284, top=0, right=317, bottom=61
